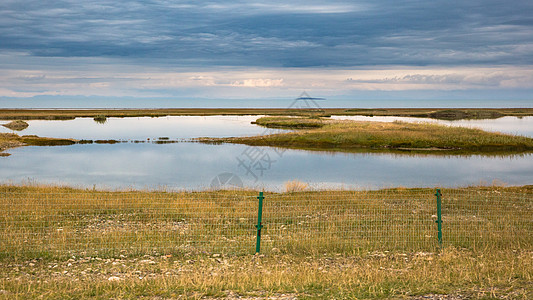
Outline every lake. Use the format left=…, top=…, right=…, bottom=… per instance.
left=0, top=116, right=287, bottom=140
left=1, top=116, right=532, bottom=191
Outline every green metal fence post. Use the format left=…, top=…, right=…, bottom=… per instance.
left=255, top=192, right=264, bottom=254
left=435, top=189, right=443, bottom=247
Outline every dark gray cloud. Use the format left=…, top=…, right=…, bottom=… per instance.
left=1, top=0, right=533, bottom=67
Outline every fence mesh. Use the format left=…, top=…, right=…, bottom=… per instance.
left=262, top=190, right=436, bottom=253
left=0, top=186, right=531, bottom=258
left=441, top=188, right=532, bottom=250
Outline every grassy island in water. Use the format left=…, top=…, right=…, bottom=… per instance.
left=199, top=116, right=533, bottom=154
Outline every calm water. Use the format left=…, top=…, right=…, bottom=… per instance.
left=2, top=115, right=532, bottom=139
left=1, top=143, right=532, bottom=191
left=1, top=115, right=532, bottom=190
left=0, top=116, right=286, bottom=140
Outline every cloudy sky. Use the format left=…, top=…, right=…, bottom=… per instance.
left=1, top=0, right=533, bottom=103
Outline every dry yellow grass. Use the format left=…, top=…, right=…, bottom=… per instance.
left=0, top=248, right=531, bottom=299
left=0, top=184, right=530, bottom=258
left=283, top=180, right=309, bottom=193
left=0, top=184, right=531, bottom=298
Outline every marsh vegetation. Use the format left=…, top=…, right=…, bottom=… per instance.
left=200, top=117, right=533, bottom=154
left=93, top=115, right=107, bottom=124
left=1, top=120, right=29, bottom=131
left=0, top=132, right=76, bottom=156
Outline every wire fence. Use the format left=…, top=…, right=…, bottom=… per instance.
left=441, top=188, right=532, bottom=250
left=0, top=187, right=531, bottom=259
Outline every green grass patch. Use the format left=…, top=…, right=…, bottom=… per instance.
left=253, top=116, right=325, bottom=129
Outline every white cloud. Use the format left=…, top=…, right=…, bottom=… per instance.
left=202, top=2, right=365, bottom=14
left=1, top=53, right=532, bottom=98
left=245, top=3, right=364, bottom=14
left=341, top=67, right=533, bottom=91
left=231, top=78, right=284, bottom=87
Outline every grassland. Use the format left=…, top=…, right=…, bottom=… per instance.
left=199, top=117, right=533, bottom=154
left=0, top=108, right=532, bottom=298
left=0, top=184, right=531, bottom=298
left=1, top=248, right=531, bottom=299
left=1, top=107, right=533, bottom=120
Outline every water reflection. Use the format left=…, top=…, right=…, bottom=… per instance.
left=1, top=143, right=531, bottom=191
left=0, top=115, right=286, bottom=140
left=2, top=115, right=532, bottom=139
left=1, top=115, right=532, bottom=190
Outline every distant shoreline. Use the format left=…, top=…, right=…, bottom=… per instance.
left=1, top=107, right=533, bottom=121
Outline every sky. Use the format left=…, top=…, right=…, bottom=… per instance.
left=1, top=0, right=533, bottom=105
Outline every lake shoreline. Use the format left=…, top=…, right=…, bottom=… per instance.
left=1, top=107, right=533, bottom=120
left=0, top=133, right=76, bottom=156
left=3, top=113, right=533, bottom=156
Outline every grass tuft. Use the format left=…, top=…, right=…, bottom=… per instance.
left=1, top=120, right=29, bottom=131
left=93, top=115, right=107, bottom=124
left=283, top=180, right=309, bottom=193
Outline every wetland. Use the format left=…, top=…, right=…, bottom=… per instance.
left=1, top=111, right=532, bottom=190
